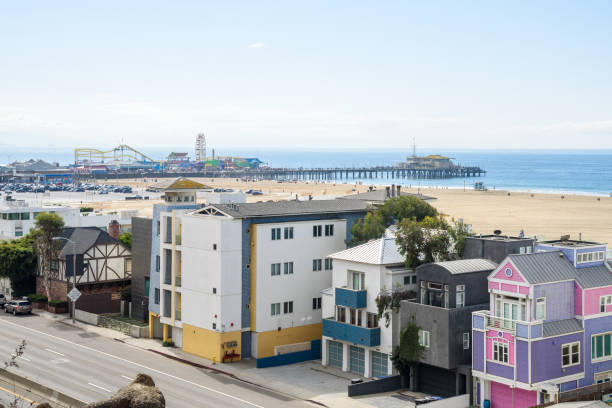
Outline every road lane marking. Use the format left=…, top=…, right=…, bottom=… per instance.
left=88, top=382, right=112, bottom=393
left=17, top=356, right=30, bottom=362
left=0, top=383, right=37, bottom=405
left=121, top=375, right=133, bottom=381
left=45, top=348, right=65, bottom=356
left=0, top=319, right=265, bottom=408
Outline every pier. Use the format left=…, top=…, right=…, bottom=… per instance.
left=84, top=165, right=485, bottom=181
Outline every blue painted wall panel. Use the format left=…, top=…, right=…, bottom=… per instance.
left=322, top=319, right=380, bottom=347
left=335, top=287, right=367, bottom=309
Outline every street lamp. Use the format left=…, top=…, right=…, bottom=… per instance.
left=52, top=236, right=77, bottom=323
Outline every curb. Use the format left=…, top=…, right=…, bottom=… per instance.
left=146, top=349, right=236, bottom=377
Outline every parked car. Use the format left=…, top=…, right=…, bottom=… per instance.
left=0, top=294, right=6, bottom=308
left=5, top=300, right=31, bottom=315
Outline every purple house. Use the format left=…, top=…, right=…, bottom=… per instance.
left=472, top=239, right=611, bottom=408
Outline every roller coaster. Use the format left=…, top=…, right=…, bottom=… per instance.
left=74, top=145, right=158, bottom=166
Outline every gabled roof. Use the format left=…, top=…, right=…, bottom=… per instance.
left=150, top=177, right=210, bottom=191
left=58, top=227, right=121, bottom=256
left=507, top=251, right=577, bottom=284
left=574, top=265, right=612, bottom=289
left=329, top=237, right=404, bottom=265
left=199, top=199, right=368, bottom=219
left=542, top=318, right=583, bottom=337
left=431, top=259, right=497, bottom=275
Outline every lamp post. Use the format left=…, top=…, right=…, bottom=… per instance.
left=52, top=237, right=76, bottom=323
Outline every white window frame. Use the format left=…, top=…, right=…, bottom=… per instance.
left=536, top=297, right=546, bottom=320
left=591, top=332, right=612, bottom=362
left=562, top=341, right=580, bottom=368
left=600, top=295, right=612, bottom=313
left=577, top=251, right=605, bottom=264
left=463, top=332, right=470, bottom=350
left=271, top=303, right=280, bottom=316
left=491, top=340, right=509, bottom=364
left=419, top=330, right=430, bottom=349
left=350, top=271, right=365, bottom=290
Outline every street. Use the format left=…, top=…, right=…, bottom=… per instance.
left=0, top=313, right=315, bottom=408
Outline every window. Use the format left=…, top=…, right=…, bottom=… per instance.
left=271, top=303, right=281, bottom=316
left=154, top=288, right=160, bottom=304
left=463, top=333, right=470, bottom=350
left=213, top=243, right=217, bottom=250
left=600, top=295, right=612, bottom=313
left=578, top=251, right=605, bottom=264
left=50, top=260, right=59, bottom=272
left=155, top=255, right=160, bottom=272
left=156, top=221, right=160, bottom=236
left=271, top=228, right=281, bottom=240
left=212, top=287, right=217, bottom=294
left=20, top=212, right=30, bottom=220
left=492, top=340, right=509, bottom=364
left=536, top=298, right=546, bottom=320
left=595, top=370, right=612, bottom=384
left=312, top=297, right=322, bottom=310
left=271, top=263, right=281, bottom=276
left=325, top=258, right=333, bottom=270
left=367, top=312, right=378, bottom=328
left=144, top=277, right=150, bottom=297
left=337, top=306, right=346, bottom=322
left=592, top=333, right=612, bottom=361
left=284, top=227, right=294, bottom=239
left=562, top=342, right=580, bottom=367
left=351, top=271, right=365, bottom=290
left=419, top=330, right=430, bottom=349
left=125, top=258, right=133, bottom=274
left=526, top=246, right=532, bottom=254
left=212, top=323, right=216, bottom=330
left=312, top=259, right=322, bottom=271
left=428, top=282, right=443, bottom=290
left=325, top=224, right=334, bottom=236
left=456, top=284, right=465, bottom=308
left=350, top=308, right=356, bottom=325
left=412, top=275, right=417, bottom=284
left=313, top=225, right=322, bottom=237
left=283, top=262, right=294, bottom=274
left=8, top=213, right=19, bottom=220
left=404, top=276, right=411, bottom=285
left=283, top=301, right=293, bottom=314
left=520, top=246, right=526, bottom=254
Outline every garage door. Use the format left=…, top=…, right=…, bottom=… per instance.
left=349, top=345, right=365, bottom=375
left=490, top=381, right=537, bottom=408
left=328, top=340, right=343, bottom=369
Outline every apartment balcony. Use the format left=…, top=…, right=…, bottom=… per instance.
left=322, top=318, right=380, bottom=347
left=473, top=310, right=545, bottom=339
left=335, top=287, right=367, bottom=309
left=175, top=275, right=181, bottom=287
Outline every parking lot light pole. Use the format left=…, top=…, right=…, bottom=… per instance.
left=52, top=236, right=76, bottom=323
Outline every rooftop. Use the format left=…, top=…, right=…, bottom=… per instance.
left=199, top=199, right=368, bottom=219
left=329, top=237, right=404, bottom=265
left=467, top=234, right=533, bottom=242
left=537, top=239, right=606, bottom=248
left=149, top=177, right=210, bottom=191
left=428, top=258, right=498, bottom=275
left=58, top=227, right=119, bottom=256
left=542, top=318, right=584, bottom=337
left=340, top=189, right=436, bottom=203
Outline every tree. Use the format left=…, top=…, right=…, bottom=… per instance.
left=0, top=236, right=37, bottom=297
left=119, top=232, right=132, bottom=249
left=395, top=216, right=471, bottom=269
left=391, top=316, right=425, bottom=389
left=31, top=213, right=64, bottom=300
left=349, top=195, right=438, bottom=246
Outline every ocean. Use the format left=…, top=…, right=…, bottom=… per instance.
left=2, top=147, right=611, bottom=196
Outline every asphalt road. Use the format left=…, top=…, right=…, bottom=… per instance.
left=0, top=313, right=315, bottom=408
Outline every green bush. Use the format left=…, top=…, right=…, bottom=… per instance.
left=27, top=294, right=48, bottom=302
left=48, top=300, right=68, bottom=307
left=79, top=207, right=94, bottom=213
left=162, top=341, right=175, bottom=347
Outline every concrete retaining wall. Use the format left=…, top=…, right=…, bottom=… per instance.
left=0, top=368, right=86, bottom=407
left=75, top=309, right=99, bottom=325
left=348, top=375, right=403, bottom=397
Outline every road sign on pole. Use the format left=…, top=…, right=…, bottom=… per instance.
left=67, top=287, right=81, bottom=303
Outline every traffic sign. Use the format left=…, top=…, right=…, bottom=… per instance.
left=67, top=287, right=81, bottom=303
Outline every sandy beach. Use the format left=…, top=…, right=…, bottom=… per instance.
left=90, top=178, right=612, bottom=245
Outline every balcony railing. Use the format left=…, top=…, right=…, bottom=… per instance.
left=335, top=287, right=367, bottom=309
left=473, top=310, right=518, bottom=333
left=175, top=275, right=181, bottom=287
left=322, top=318, right=380, bottom=347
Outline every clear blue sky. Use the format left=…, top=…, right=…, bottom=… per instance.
left=1, top=1, right=612, bottom=150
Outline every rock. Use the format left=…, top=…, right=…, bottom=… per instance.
left=86, top=374, right=165, bottom=408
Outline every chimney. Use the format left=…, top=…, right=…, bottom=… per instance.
left=396, top=185, right=401, bottom=196
left=108, top=220, right=120, bottom=240
left=391, top=184, right=396, bottom=197
left=385, top=186, right=391, bottom=198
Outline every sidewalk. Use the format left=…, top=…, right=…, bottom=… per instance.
left=35, top=310, right=419, bottom=407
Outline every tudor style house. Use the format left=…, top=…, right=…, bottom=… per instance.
left=472, top=239, right=612, bottom=408
left=37, top=226, right=132, bottom=313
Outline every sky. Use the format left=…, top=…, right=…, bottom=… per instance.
left=1, top=1, right=612, bottom=150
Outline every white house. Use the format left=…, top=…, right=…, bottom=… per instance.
left=322, top=236, right=417, bottom=378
